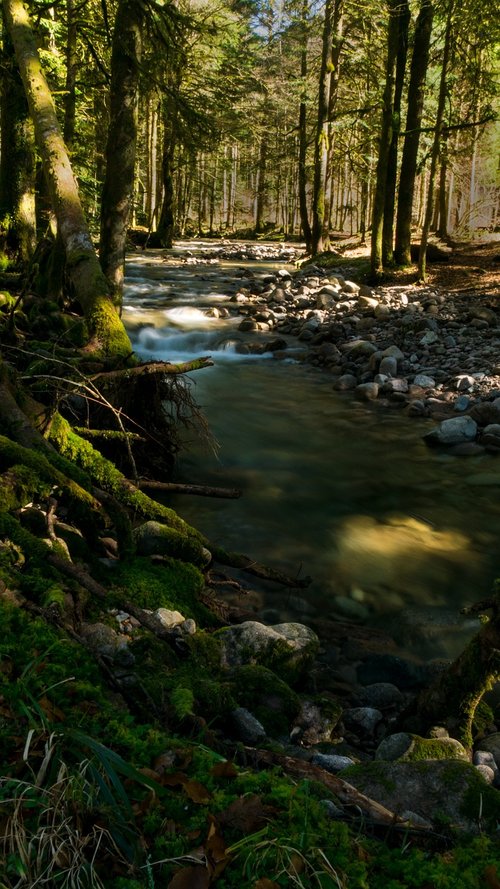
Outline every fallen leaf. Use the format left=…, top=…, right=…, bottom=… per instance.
left=205, top=815, right=230, bottom=879
left=167, top=866, right=210, bottom=889
left=210, top=760, right=238, bottom=778
left=38, top=696, right=65, bottom=722
left=287, top=852, right=305, bottom=875
left=219, top=795, right=277, bottom=833
left=153, top=751, right=177, bottom=774
left=183, top=779, right=212, bottom=805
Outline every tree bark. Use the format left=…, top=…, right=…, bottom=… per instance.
left=297, top=0, right=312, bottom=250
left=63, top=0, right=77, bottom=149
left=311, top=0, right=334, bottom=255
left=394, top=0, right=433, bottom=265
left=255, top=137, right=268, bottom=233
left=418, top=0, right=454, bottom=280
left=370, top=0, right=400, bottom=278
left=3, top=0, right=131, bottom=359
left=382, top=0, right=410, bottom=266
left=99, top=0, right=144, bottom=301
left=0, top=17, right=36, bottom=263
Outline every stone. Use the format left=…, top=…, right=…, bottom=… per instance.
left=155, top=608, right=186, bottom=629
left=475, top=733, right=500, bottom=769
left=321, top=800, right=344, bottom=818
left=343, top=760, right=500, bottom=832
left=238, top=318, right=258, bottom=331
left=232, top=707, right=266, bottom=744
left=334, top=374, right=358, bottom=390
left=475, top=764, right=495, bottom=784
left=80, top=622, right=133, bottom=665
left=216, top=620, right=319, bottom=679
left=180, top=619, right=197, bottom=635
left=357, top=683, right=404, bottom=710
left=331, top=595, right=370, bottom=621
left=311, top=753, right=355, bottom=773
left=374, top=304, right=391, bottom=319
left=424, top=416, right=478, bottom=446
left=381, top=345, right=405, bottom=361
left=342, top=280, right=360, bottom=294
left=343, top=339, right=378, bottom=357
left=413, top=374, right=436, bottom=388
left=376, top=732, right=468, bottom=762
left=473, top=750, right=498, bottom=772
left=454, top=374, right=476, bottom=391
left=454, top=395, right=471, bottom=411
left=379, top=356, right=398, bottom=376
left=419, top=331, right=439, bottom=346
left=359, top=295, right=379, bottom=309
left=343, top=707, right=383, bottom=737
left=355, top=382, right=379, bottom=401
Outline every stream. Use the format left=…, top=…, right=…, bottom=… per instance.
left=123, top=243, right=500, bottom=662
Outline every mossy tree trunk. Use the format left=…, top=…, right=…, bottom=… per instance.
left=297, top=0, right=312, bottom=252
left=394, top=0, right=433, bottom=266
left=3, top=0, right=132, bottom=359
left=156, top=119, right=176, bottom=248
left=0, top=17, right=36, bottom=264
left=99, top=0, right=144, bottom=301
left=311, top=0, right=333, bottom=255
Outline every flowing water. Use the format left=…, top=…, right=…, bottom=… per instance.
left=123, top=244, right=500, bottom=660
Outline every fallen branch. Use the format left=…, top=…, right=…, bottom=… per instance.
left=243, top=748, right=431, bottom=830
left=74, top=428, right=146, bottom=443
left=90, top=357, right=214, bottom=382
left=210, top=545, right=311, bottom=588
left=133, top=479, right=242, bottom=499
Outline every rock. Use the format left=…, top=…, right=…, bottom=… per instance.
left=376, top=732, right=468, bottom=762
left=80, top=622, right=133, bottom=666
left=321, top=800, right=344, bottom=818
left=454, top=395, right=471, bottom=411
left=231, top=707, right=267, bottom=744
left=343, top=339, right=378, bottom=357
left=475, top=733, right=500, bottom=769
left=343, top=760, right=500, bottom=832
left=424, top=416, right=478, bottom=446
left=154, top=608, right=185, bottom=629
left=343, top=707, right=383, bottom=738
left=454, top=374, right=476, bottom=391
left=413, top=374, right=436, bottom=388
left=469, top=306, right=497, bottom=325
left=374, top=304, right=391, bottom=319
left=379, top=356, right=398, bottom=376
left=217, top=621, right=319, bottom=680
left=381, top=345, right=405, bottom=362
left=355, top=382, right=379, bottom=401
left=473, top=750, right=498, bottom=772
left=359, top=295, right=379, bottom=309
left=180, top=619, right=197, bottom=635
left=342, top=280, right=360, bottom=294
left=133, top=521, right=211, bottom=566
left=334, top=374, right=358, bottom=390
left=357, top=683, right=404, bottom=710
left=420, top=331, right=439, bottom=346
left=475, top=764, right=495, bottom=784
left=469, top=402, right=500, bottom=425
left=331, top=595, right=370, bottom=621
left=291, top=699, right=342, bottom=745
left=311, top=753, right=355, bottom=772
left=238, top=318, right=258, bottom=331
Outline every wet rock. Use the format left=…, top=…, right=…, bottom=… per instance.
left=355, top=382, right=379, bottom=401
left=375, top=732, right=468, bottom=762
left=238, top=318, right=259, bottom=331
left=334, top=373, right=358, bottom=390
left=424, top=415, right=478, bottom=446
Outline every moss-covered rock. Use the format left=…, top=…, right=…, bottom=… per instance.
left=376, top=732, right=469, bottom=763
left=229, top=664, right=300, bottom=735
left=216, top=620, right=319, bottom=683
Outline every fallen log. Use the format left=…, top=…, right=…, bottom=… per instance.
left=242, top=748, right=431, bottom=830
left=133, top=479, right=242, bottom=499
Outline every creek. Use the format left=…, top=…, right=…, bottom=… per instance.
left=123, top=243, right=500, bottom=662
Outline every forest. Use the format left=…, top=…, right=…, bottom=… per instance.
left=0, top=0, right=499, bottom=887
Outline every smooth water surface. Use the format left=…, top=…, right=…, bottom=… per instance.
left=124, top=245, right=500, bottom=658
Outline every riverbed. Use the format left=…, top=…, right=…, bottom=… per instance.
left=123, top=244, right=500, bottom=660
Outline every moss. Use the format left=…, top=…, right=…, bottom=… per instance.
left=86, top=296, right=133, bottom=360
left=107, top=556, right=209, bottom=623
left=403, top=735, right=468, bottom=762
left=48, top=414, right=203, bottom=545
left=0, top=463, right=49, bottom=511
left=229, top=664, right=300, bottom=735
left=342, top=761, right=398, bottom=793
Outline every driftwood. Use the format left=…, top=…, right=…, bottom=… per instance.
left=243, top=748, right=431, bottom=831
left=133, top=479, right=241, bottom=499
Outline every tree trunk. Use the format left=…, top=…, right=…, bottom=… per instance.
left=394, top=0, right=433, bottom=265
left=99, top=0, right=144, bottom=302
left=382, top=0, right=410, bottom=266
left=297, top=0, right=312, bottom=251
left=3, top=0, right=131, bottom=358
left=156, top=121, right=176, bottom=248
left=0, top=18, right=36, bottom=263
left=311, top=0, right=333, bottom=254
left=370, top=0, right=400, bottom=279
left=255, top=137, right=267, bottom=233
left=63, top=0, right=77, bottom=150
left=418, top=0, right=454, bottom=280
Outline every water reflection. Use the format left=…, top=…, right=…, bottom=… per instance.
left=124, top=249, right=500, bottom=659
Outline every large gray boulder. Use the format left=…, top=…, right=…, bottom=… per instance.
left=424, top=416, right=478, bottom=446
left=216, top=620, right=319, bottom=681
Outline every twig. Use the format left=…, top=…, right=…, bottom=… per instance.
left=132, top=479, right=241, bottom=499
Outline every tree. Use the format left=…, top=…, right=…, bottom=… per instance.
left=3, top=0, right=131, bottom=358
left=394, top=0, right=433, bottom=265
left=99, top=0, right=145, bottom=301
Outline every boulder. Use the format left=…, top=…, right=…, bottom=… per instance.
left=217, top=620, right=319, bottom=681
left=424, top=416, right=478, bottom=446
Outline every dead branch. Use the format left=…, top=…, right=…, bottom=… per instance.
left=210, top=545, right=312, bottom=588
left=90, top=357, right=214, bottom=383
left=243, top=748, right=431, bottom=830
left=133, top=479, right=241, bottom=499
